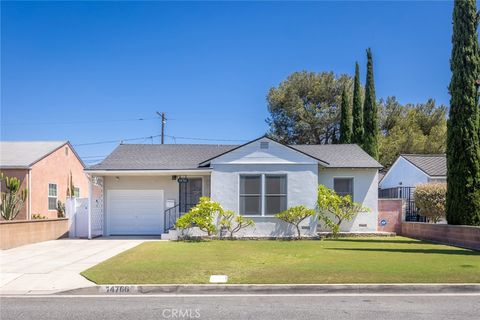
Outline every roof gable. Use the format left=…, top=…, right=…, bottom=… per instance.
left=200, top=136, right=328, bottom=166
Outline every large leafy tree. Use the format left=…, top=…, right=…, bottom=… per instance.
left=351, top=62, right=364, bottom=145
left=339, top=87, right=352, bottom=143
left=446, top=0, right=480, bottom=225
left=379, top=97, right=447, bottom=166
left=266, top=71, right=353, bottom=144
left=362, top=48, right=379, bottom=160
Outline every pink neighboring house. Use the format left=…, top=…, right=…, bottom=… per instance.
left=0, top=141, right=88, bottom=220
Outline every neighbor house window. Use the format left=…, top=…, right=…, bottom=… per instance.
left=74, top=187, right=80, bottom=197
left=333, top=178, right=354, bottom=198
left=240, top=175, right=262, bottom=216
left=239, top=174, right=287, bottom=216
left=48, top=183, right=57, bottom=210
left=265, top=175, right=287, bottom=215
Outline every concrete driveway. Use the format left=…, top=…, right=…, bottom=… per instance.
left=0, top=238, right=150, bottom=294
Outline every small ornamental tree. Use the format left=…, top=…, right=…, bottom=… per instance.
left=0, top=173, right=28, bottom=220
left=316, top=185, right=368, bottom=237
left=275, top=205, right=316, bottom=239
left=175, top=197, right=223, bottom=237
left=218, top=210, right=255, bottom=239
left=414, top=183, right=447, bottom=223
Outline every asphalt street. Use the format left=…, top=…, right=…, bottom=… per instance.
left=1, top=294, right=479, bottom=320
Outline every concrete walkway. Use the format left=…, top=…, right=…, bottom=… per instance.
left=0, top=238, right=151, bottom=294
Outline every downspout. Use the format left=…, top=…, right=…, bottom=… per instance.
left=28, top=169, right=32, bottom=220
left=87, top=174, right=93, bottom=239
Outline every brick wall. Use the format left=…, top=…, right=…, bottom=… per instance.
left=0, top=218, right=69, bottom=249
left=378, top=199, right=403, bottom=234
left=401, top=222, right=480, bottom=251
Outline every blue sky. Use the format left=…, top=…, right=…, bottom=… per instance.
left=1, top=1, right=458, bottom=164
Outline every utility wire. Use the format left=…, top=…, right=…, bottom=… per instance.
left=2, top=117, right=157, bottom=126
left=73, top=134, right=162, bottom=146
left=73, top=134, right=247, bottom=147
left=164, top=135, right=247, bottom=142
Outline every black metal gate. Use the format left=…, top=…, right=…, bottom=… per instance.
left=378, top=186, right=427, bottom=222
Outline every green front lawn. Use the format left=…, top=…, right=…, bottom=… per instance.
left=81, top=237, right=480, bottom=284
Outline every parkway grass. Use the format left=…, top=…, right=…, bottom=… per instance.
left=81, top=237, right=480, bottom=284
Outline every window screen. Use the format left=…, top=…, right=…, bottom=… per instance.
left=333, top=178, right=354, bottom=198
left=240, top=175, right=262, bottom=215
left=265, top=175, right=287, bottom=215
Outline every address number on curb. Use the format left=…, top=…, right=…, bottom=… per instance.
left=100, top=285, right=137, bottom=294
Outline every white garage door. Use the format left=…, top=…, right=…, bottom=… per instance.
left=107, top=190, right=164, bottom=235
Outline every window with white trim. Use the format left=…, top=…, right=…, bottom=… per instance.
left=239, top=174, right=287, bottom=216
left=333, top=178, right=354, bottom=198
left=48, top=183, right=57, bottom=210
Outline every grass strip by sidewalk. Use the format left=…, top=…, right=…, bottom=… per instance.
left=81, top=237, right=480, bottom=284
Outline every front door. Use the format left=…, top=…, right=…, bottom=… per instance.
left=179, top=178, right=202, bottom=213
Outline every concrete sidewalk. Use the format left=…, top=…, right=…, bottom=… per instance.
left=0, top=238, right=149, bottom=294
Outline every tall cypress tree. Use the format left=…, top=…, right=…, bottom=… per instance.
left=362, top=48, right=379, bottom=160
left=340, top=87, right=352, bottom=143
left=351, top=62, right=364, bottom=145
left=446, top=0, right=480, bottom=225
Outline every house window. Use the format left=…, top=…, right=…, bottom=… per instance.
left=333, top=178, right=354, bottom=198
left=240, top=175, right=262, bottom=216
left=265, top=175, right=287, bottom=215
left=74, top=187, right=80, bottom=197
left=48, top=183, right=57, bottom=210
left=239, top=174, right=287, bottom=216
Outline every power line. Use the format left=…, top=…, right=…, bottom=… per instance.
left=73, top=134, right=247, bottom=147
left=2, top=117, right=157, bottom=126
left=73, top=134, right=162, bottom=146
left=80, top=155, right=108, bottom=159
left=165, top=135, right=247, bottom=142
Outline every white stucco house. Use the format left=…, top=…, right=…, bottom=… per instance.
left=379, top=154, right=446, bottom=190
left=83, top=136, right=382, bottom=238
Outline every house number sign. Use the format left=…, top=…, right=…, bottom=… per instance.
left=177, top=177, right=189, bottom=184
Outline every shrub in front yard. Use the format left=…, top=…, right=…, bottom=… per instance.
left=218, top=210, right=255, bottom=239
left=317, top=185, right=368, bottom=237
left=275, top=205, right=316, bottom=239
left=175, top=197, right=223, bottom=237
left=414, top=183, right=447, bottom=223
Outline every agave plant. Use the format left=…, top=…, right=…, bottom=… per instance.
left=0, top=173, right=28, bottom=220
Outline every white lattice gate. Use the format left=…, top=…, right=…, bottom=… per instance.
left=90, top=176, right=104, bottom=238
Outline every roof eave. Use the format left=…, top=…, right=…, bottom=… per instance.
left=0, top=166, right=31, bottom=170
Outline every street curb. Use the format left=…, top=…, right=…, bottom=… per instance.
left=58, top=284, right=480, bottom=295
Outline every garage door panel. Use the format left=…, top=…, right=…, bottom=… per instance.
left=107, top=190, right=164, bottom=235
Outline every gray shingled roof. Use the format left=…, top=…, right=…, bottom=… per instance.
left=401, top=154, right=446, bottom=177
left=89, top=144, right=236, bottom=170
left=291, top=144, right=382, bottom=168
left=88, top=142, right=382, bottom=171
left=0, top=141, right=68, bottom=168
